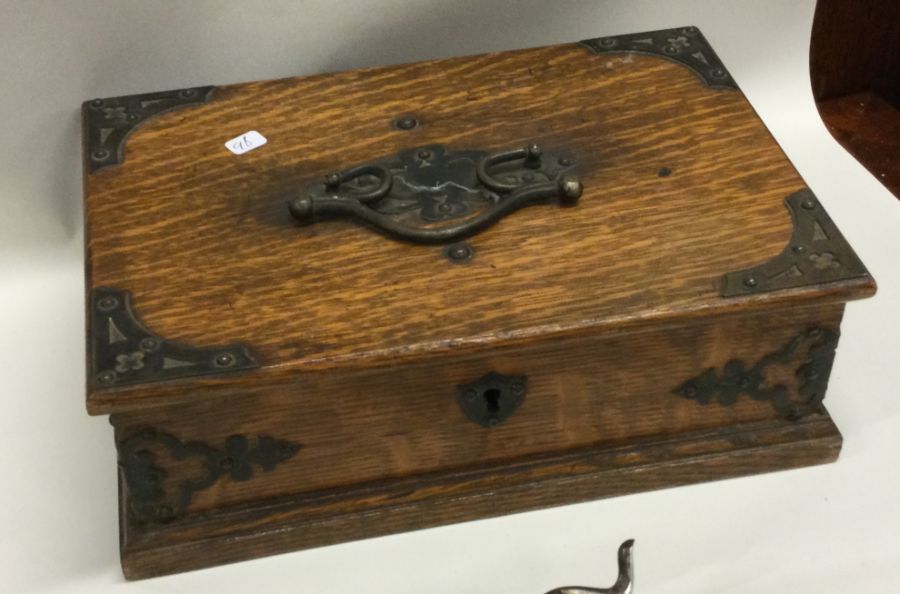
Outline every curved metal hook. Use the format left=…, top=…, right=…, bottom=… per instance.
left=545, top=540, right=635, bottom=594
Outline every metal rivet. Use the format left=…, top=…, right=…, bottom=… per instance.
left=214, top=353, right=235, bottom=367
left=278, top=445, right=295, bottom=459
left=710, top=68, right=727, bottom=78
left=801, top=198, right=816, bottom=210
left=600, top=38, right=616, bottom=47
left=97, top=370, right=117, bottom=384
left=324, top=172, right=341, bottom=188
left=510, top=382, right=525, bottom=395
left=682, top=27, right=698, bottom=35
left=743, top=276, right=759, bottom=288
left=140, top=337, right=159, bottom=351
left=658, top=167, right=672, bottom=177
left=664, top=45, right=679, bottom=54
left=127, top=113, right=139, bottom=122
left=558, top=157, right=572, bottom=167
left=97, top=296, right=119, bottom=311
left=395, top=116, right=418, bottom=130
left=792, top=244, right=807, bottom=254
left=91, top=148, right=111, bottom=162
left=437, top=202, right=453, bottom=214
left=178, top=89, right=197, bottom=99
left=90, top=98, right=104, bottom=108
left=417, top=149, right=432, bottom=160
left=157, top=505, right=174, bottom=521
left=446, top=242, right=474, bottom=263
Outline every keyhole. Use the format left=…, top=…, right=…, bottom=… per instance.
left=483, top=388, right=502, bottom=413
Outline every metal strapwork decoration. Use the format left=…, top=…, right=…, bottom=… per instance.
left=118, top=427, right=300, bottom=523
left=91, top=288, right=258, bottom=387
left=83, top=86, right=215, bottom=173
left=545, top=540, right=635, bottom=594
left=721, top=188, right=871, bottom=296
left=581, top=26, right=738, bottom=91
left=287, top=143, right=583, bottom=243
left=673, top=327, right=839, bottom=420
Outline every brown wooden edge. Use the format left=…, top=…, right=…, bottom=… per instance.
left=120, top=414, right=841, bottom=579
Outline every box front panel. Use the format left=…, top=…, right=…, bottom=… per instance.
left=111, top=302, right=845, bottom=527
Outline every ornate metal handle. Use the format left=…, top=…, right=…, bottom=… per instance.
left=287, top=143, right=582, bottom=244
left=545, top=540, right=635, bottom=594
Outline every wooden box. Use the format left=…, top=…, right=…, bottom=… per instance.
left=82, top=27, right=875, bottom=578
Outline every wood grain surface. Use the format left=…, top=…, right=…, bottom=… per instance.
left=119, top=414, right=842, bottom=579
left=83, top=35, right=876, bottom=578
left=83, top=42, right=874, bottom=413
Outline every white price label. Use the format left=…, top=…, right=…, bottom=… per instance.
left=225, top=131, right=267, bottom=155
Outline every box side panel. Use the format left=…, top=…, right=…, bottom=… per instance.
left=110, top=302, right=846, bottom=524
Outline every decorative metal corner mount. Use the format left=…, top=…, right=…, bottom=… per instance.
left=457, top=372, right=528, bottom=427
left=721, top=189, right=871, bottom=297
left=580, top=26, right=738, bottom=90
left=673, top=327, right=839, bottom=420
left=288, top=143, right=582, bottom=244
left=90, top=287, right=257, bottom=388
left=545, top=540, right=635, bottom=594
left=83, top=85, right=215, bottom=173
left=118, top=427, right=300, bottom=523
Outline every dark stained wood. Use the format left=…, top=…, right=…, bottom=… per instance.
left=810, top=0, right=900, bottom=198
left=82, top=33, right=876, bottom=578
left=817, top=92, right=900, bottom=197
left=810, top=0, right=900, bottom=106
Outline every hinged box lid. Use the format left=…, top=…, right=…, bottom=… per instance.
left=82, top=27, right=874, bottom=414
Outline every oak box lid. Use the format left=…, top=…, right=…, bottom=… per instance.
left=82, top=27, right=874, bottom=414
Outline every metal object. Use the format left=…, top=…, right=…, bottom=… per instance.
left=288, top=143, right=582, bottom=243
left=581, top=26, right=738, bottom=91
left=84, top=85, right=215, bottom=173
left=444, top=241, right=474, bottom=263
left=721, top=188, right=871, bottom=296
left=545, top=540, right=635, bottom=594
left=118, top=427, right=300, bottom=522
left=457, top=372, right=528, bottom=427
left=91, top=288, right=257, bottom=387
left=673, top=327, right=839, bottom=420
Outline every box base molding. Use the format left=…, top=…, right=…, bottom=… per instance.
left=119, top=414, right=841, bottom=579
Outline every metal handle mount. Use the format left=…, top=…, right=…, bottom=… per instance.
left=288, top=143, right=582, bottom=244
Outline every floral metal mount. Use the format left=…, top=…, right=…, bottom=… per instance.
left=721, top=188, right=870, bottom=296
left=118, top=427, right=300, bottom=522
left=83, top=85, right=215, bottom=173
left=545, top=540, right=635, bottom=594
left=90, top=288, right=257, bottom=388
left=287, top=143, right=582, bottom=243
left=673, top=327, right=839, bottom=420
left=581, top=26, right=738, bottom=90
